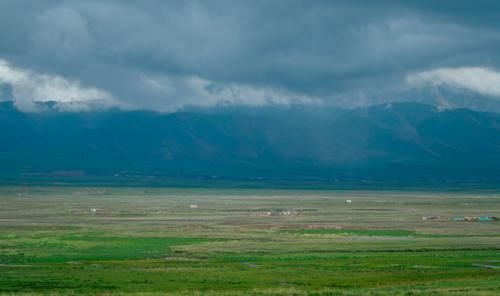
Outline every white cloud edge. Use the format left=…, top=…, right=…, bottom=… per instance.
left=406, top=67, right=500, bottom=98
left=0, top=59, right=120, bottom=112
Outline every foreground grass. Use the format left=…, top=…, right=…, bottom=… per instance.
left=0, top=187, right=500, bottom=295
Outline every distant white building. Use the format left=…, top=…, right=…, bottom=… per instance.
left=190, top=204, right=198, bottom=209
left=346, top=200, right=352, bottom=204
left=280, top=209, right=300, bottom=216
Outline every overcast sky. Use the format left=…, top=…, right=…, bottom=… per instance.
left=1, top=0, right=500, bottom=112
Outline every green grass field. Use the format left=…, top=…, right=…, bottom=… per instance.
left=1, top=187, right=500, bottom=295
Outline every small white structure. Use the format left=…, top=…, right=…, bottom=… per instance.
left=258, top=211, right=272, bottom=217
left=280, top=209, right=300, bottom=216
left=90, top=208, right=97, bottom=213
left=346, top=200, right=352, bottom=204
left=190, top=204, right=198, bottom=209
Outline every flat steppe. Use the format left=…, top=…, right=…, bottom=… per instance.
left=1, top=187, right=499, bottom=295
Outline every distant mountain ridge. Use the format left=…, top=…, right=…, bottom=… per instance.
left=1, top=101, right=500, bottom=183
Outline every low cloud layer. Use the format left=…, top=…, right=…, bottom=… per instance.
left=0, top=59, right=316, bottom=112
left=138, top=73, right=319, bottom=111
left=1, top=1, right=500, bottom=112
left=0, top=59, right=117, bottom=111
left=407, top=67, right=500, bottom=98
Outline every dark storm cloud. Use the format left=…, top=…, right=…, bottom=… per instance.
left=1, top=0, right=500, bottom=111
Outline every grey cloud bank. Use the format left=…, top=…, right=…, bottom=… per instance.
left=1, top=0, right=500, bottom=111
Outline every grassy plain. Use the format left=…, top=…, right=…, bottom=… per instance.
left=1, top=187, right=500, bottom=295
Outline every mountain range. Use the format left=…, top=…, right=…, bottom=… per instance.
left=2, top=101, right=500, bottom=185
